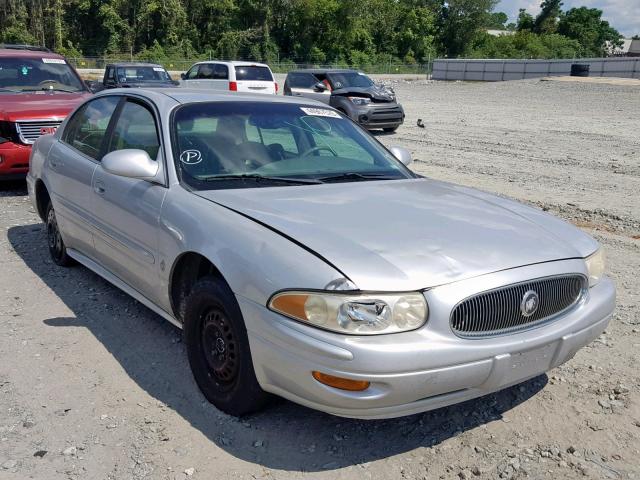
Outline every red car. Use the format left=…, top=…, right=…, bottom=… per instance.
left=0, top=45, right=92, bottom=180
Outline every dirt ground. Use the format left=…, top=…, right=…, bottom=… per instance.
left=1, top=78, right=638, bottom=480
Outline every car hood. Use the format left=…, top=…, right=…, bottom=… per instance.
left=332, top=85, right=396, bottom=102
left=0, top=91, right=91, bottom=122
left=197, top=178, right=598, bottom=291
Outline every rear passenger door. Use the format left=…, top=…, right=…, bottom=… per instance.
left=47, top=95, right=120, bottom=257
left=91, top=97, right=167, bottom=302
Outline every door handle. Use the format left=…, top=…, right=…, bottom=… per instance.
left=94, top=181, right=106, bottom=195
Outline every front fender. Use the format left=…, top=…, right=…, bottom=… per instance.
left=158, top=187, right=348, bottom=312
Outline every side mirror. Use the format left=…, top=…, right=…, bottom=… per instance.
left=313, top=82, right=327, bottom=92
left=85, top=80, right=101, bottom=93
left=180, top=73, right=186, bottom=80
left=389, top=146, right=412, bottom=166
left=102, top=149, right=159, bottom=180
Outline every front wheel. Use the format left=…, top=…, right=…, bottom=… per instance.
left=183, top=276, right=271, bottom=416
left=46, top=203, right=74, bottom=267
left=383, top=126, right=399, bottom=133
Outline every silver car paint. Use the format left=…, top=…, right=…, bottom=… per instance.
left=196, top=179, right=599, bottom=291
left=27, top=88, right=616, bottom=419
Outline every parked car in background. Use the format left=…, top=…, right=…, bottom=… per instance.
left=180, top=61, right=277, bottom=94
left=284, top=69, right=404, bottom=132
left=88, top=62, right=178, bottom=92
left=0, top=44, right=92, bottom=180
left=28, top=89, right=614, bottom=419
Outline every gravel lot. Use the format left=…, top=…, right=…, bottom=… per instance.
left=1, top=78, right=638, bottom=480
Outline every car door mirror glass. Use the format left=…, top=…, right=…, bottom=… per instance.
left=180, top=73, right=186, bottom=80
left=313, top=82, right=327, bottom=92
left=389, top=146, right=412, bottom=166
left=102, top=149, right=159, bottom=180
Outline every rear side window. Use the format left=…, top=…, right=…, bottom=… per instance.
left=287, top=72, right=319, bottom=88
left=107, top=100, right=160, bottom=159
left=63, top=96, right=120, bottom=159
left=235, top=66, right=273, bottom=81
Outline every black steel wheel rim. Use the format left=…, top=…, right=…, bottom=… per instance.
left=47, top=208, right=64, bottom=260
left=201, top=307, right=238, bottom=386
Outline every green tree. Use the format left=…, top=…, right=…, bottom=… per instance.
left=516, top=9, right=535, bottom=31
left=439, top=0, right=498, bottom=57
left=558, top=7, right=621, bottom=56
left=534, top=0, right=563, bottom=34
left=486, top=11, right=508, bottom=29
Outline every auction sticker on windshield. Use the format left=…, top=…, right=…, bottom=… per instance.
left=300, top=107, right=341, bottom=119
left=42, top=58, right=66, bottom=64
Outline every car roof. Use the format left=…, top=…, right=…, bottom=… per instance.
left=288, top=68, right=360, bottom=75
left=0, top=48, right=64, bottom=59
left=191, top=61, right=271, bottom=68
left=107, top=62, right=165, bottom=68
left=96, top=88, right=330, bottom=107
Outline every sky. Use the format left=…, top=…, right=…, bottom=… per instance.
left=498, top=0, right=639, bottom=37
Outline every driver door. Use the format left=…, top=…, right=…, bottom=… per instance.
left=91, top=97, right=167, bottom=302
left=287, top=72, right=331, bottom=104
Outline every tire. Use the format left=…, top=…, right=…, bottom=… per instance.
left=183, top=276, right=271, bottom=416
left=383, top=126, right=399, bottom=133
left=46, top=202, right=74, bottom=267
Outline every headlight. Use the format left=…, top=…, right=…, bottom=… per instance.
left=269, top=291, right=428, bottom=335
left=585, top=248, right=606, bottom=287
left=348, top=96, right=371, bottom=106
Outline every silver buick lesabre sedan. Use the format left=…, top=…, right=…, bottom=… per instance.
left=27, top=89, right=615, bottom=419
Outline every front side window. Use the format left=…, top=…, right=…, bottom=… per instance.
left=107, top=101, right=160, bottom=159
left=186, top=65, right=199, bottom=80
left=172, top=102, right=413, bottom=189
left=287, top=72, right=319, bottom=89
left=0, top=56, right=85, bottom=93
left=63, top=96, right=120, bottom=159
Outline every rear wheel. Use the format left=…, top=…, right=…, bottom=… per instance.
left=46, top=202, right=74, bottom=267
left=183, top=276, right=271, bottom=416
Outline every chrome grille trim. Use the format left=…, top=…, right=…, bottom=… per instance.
left=450, top=274, right=587, bottom=338
left=15, top=119, right=63, bottom=145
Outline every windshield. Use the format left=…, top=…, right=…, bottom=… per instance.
left=234, top=66, right=273, bottom=81
left=172, top=102, right=413, bottom=190
left=327, top=72, right=374, bottom=90
left=0, top=56, right=85, bottom=93
left=116, top=66, right=172, bottom=83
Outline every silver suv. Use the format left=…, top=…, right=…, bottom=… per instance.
left=283, top=69, right=404, bottom=132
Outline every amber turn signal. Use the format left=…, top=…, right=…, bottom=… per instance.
left=312, top=371, right=370, bottom=391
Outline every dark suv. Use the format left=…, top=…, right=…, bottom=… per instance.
left=283, top=69, right=404, bottom=132
left=90, top=62, right=177, bottom=91
left=0, top=44, right=91, bottom=180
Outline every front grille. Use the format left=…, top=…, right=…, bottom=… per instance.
left=15, top=120, right=63, bottom=144
left=450, top=274, right=586, bottom=338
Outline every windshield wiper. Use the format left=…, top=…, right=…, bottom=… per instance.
left=199, top=173, right=323, bottom=185
left=318, top=172, right=398, bottom=183
left=21, top=86, right=77, bottom=93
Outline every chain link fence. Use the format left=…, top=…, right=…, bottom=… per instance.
left=66, top=56, right=433, bottom=76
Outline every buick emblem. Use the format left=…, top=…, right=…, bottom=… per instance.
left=520, top=290, right=540, bottom=317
